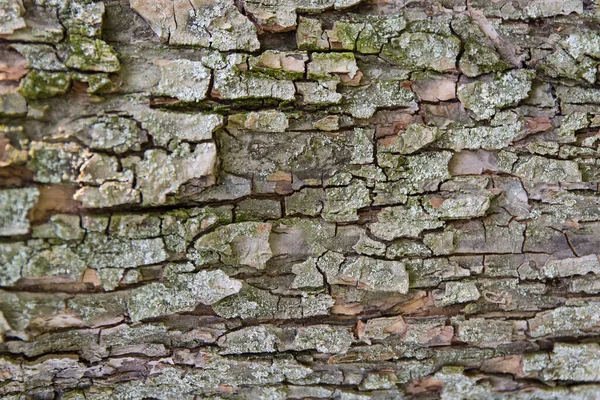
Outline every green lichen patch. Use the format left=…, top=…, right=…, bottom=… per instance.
left=381, top=32, right=460, bottom=72
left=213, top=57, right=296, bottom=101
left=356, top=15, right=407, bottom=54
left=59, top=0, right=105, bottom=37
left=387, top=240, right=432, bottom=259
left=527, top=343, right=600, bottom=382
left=212, top=284, right=279, bottom=319
left=285, top=188, right=325, bottom=217
left=296, top=16, right=329, bottom=50
left=451, top=16, right=510, bottom=77
left=555, top=85, right=600, bottom=105
left=249, top=51, right=307, bottom=81
left=307, top=52, right=359, bottom=80
left=22, top=245, right=87, bottom=283
left=27, top=141, right=88, bottom=184
left=538, top=48, right=597, bottom=84
left=4, top=1, right=600, bottom=396
left=18, top=70, right=71, bottom=100
left=327, top=20, right=363, bottom=51
left=71, top=72, right=119, bottom=94
left=558, top=112, right=589, bottom=142
left=64, top=35, right=119, bottom=73
left=0, top=242, right=30, bottom=285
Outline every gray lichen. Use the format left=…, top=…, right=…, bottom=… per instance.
left=457, top=70, right=536, bottom=120
left=3, top=0, right=600, bottom=398
left=0, top=187, right=39, bottom=236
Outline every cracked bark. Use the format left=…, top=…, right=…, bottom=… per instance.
left=1, top=0, right=600, bottom=399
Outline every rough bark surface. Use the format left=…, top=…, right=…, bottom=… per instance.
left=2, top=0, right=600, bottom=398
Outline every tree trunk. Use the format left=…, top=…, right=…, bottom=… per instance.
left=1, top=0, right=600, bottom=398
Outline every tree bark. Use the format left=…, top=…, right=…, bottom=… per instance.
left=1, top=0, right=600, bottom=398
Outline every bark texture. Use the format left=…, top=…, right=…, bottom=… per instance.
left=2, top=0, right=600, bottom=398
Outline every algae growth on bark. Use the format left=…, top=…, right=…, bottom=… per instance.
left=1, top=0, right=600, bottom=398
